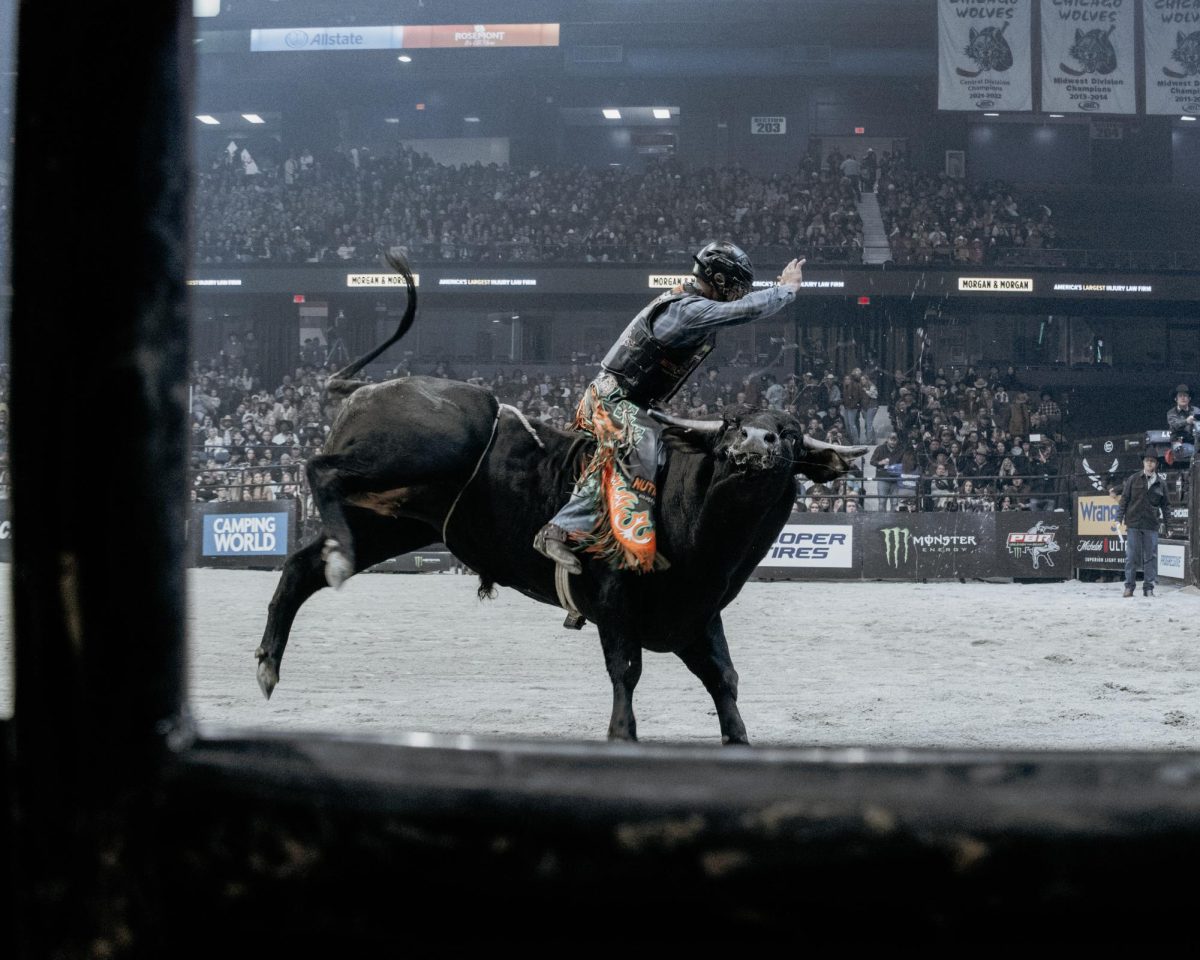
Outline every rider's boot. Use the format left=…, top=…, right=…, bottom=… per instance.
left=533, top=523, right=582, bottom=575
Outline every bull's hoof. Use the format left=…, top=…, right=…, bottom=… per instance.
left=322, top=538, right=353, bottom=589
left=257, top=659, right=279, bottom=700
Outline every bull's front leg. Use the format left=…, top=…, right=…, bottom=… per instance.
left=675, top=615, right=748, bottom=745
left=598, top=628, right=642, bottom=741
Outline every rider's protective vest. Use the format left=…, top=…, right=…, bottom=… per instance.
left=600, top=288, right=715, bottom=406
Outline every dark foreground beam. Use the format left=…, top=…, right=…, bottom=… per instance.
left=157, top=734, right=1200, bottom=944
left=8, top=1, right=192, bottom=955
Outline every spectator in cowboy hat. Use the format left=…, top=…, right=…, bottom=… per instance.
left=1165, top=383, right=1200, bottom=464
left=1117, top=454, right=1168, bottom=598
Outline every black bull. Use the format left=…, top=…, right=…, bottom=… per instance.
left=256, top=271, right=865, bottom=744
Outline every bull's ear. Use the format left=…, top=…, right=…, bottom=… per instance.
left=649, top=409, right=725, bottom=455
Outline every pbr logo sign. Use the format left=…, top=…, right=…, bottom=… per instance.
left=762, top=525, right=853, bottom=568
left=1006, top=521, right=1060, bottom=569
left=202, top=513, right=289, bottom=557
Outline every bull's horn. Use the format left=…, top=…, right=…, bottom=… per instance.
left=648, top=410, right=724, bottom=435
left=801, top=435, right=868, bottom=458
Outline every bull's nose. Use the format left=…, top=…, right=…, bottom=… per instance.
left=764, top=432, right=777, bottom=445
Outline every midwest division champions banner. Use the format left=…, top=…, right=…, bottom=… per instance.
left=1042, top=1, right=1137, bottom=114
left=939, top=0, right=1033, bottom=112
left=1144, top=0, right=1200, bottom=116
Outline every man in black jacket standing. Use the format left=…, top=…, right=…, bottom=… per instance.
left=1117, top=453, right=1168, bottom=598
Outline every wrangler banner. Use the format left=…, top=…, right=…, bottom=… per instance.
left=1143, top=0, right=1200, bottom=116
left=939, top=0, right=1034, bottom=112
left=1042, top=0, right=1137, bottom=114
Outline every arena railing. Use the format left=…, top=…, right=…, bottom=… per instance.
left=805, top=471, right=1071, bottom=513
left=993, top=247, right=1200, bottom=271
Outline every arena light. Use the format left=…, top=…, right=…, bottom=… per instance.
left=652, top=108, right=671, bottom=119
left=384, top=117, right=400, bottom=124
left=463, top=116, right=481, bottom=123
left=241, top=113, right=265, bottom=124
left=397, top=55, right=412, bottom=63
left=196, top=115, right=220, bottom=125
left=602, top=108, right=621, bottom=120
left=1048, top=113, right=1064, bottom=119
left=983, top=112, right=1000, bottom=117
left=1183, top=115, right=1197, bottom=122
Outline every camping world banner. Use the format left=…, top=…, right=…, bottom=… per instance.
left=1144, top=0, right=1200, bottom=116
left=939, top=0, right=1033, bottom=111
left=1041, top=1, right=1137, bottom=114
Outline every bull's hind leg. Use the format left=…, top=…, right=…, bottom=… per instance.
left=306, top=454, right=362, bottom=588
left=675, top=615, right=748, bottom=745
left=255, top=515, right=437, bottom=699
left=598, top=628, right=643, bottom=741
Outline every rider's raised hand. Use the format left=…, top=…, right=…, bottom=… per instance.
left=778, top=258, right=806, bottom=291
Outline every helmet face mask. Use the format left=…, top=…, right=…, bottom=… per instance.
left=693, top=241, right=754, bottom=302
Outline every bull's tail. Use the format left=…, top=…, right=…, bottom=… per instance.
left=324, top=250, right=417, bottom=398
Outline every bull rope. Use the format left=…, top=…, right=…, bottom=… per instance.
left=441, top=403, right=544, bottom=548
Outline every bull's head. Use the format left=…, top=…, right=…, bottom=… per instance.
left=649, top=409, right=868, bottom=482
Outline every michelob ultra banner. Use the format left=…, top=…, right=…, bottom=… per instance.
left=1042, top=0, right=1137, bottom=114
left=939, top=0, right=1033, bottom=111
left=1143, top=0, right=1200, bottom=116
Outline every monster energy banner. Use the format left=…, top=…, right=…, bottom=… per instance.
left=1042, top=0, right=1137, bottom=114
left=753, top=511, right=1066, bottom=581
left=938, top=0, right=1033, bottom=112
left=1143, top=0, right=1200, bottom=116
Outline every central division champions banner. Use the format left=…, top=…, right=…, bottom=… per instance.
left=939, top=0, right=1033, bottom=112
left=1143, top=0, right=1200, bottom=115
left=1042, top=0, right=1137, bottom=114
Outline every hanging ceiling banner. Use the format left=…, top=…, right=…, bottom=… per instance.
left=938, top=0, right=1033, bottom=112
left=1041, top=1, right=1138, bottom=114
left=250, top=23, right=560, bottom=52
left=1143, top=0, right=1200, bottom=116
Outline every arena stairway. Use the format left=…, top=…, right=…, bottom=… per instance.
left=857, top=190, right=892, bottom=265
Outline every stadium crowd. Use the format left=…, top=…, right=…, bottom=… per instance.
left=194, top=145, right=871, bottom=267
left=193, top=142, right=1055, bottom=269
left=187, top=333, right=1069, bottom=517
left=875, top=158, right=1056, bottom=267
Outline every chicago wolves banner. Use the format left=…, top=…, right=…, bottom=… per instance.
left=1143, top=0, right=1200, bottom=116
left=1041, top=0, right=1137, bottom=114
left=939, top=0, right=1033, bottom=112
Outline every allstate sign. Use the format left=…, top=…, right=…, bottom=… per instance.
left=202, top=513, right=288, bottom=556
left=250, top=26, right=402, bottom=52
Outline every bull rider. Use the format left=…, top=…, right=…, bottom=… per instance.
left=534, top=241, right=806, bottom=575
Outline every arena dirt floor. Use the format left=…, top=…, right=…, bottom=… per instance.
left=2, top=569, right=1199, bottom=749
